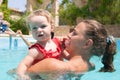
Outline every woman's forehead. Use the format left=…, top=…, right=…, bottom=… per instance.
left=75, top=22, right=86, bottom=32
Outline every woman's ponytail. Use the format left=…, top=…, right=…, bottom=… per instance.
left=99, top=36, right=116, bottom=72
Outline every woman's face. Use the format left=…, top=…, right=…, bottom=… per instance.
left=65, top=22, right=87, bottom=54
left=29, top=15, right=52, bottom=42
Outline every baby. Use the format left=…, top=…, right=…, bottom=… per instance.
left=16, top=9, right=65, bottom=79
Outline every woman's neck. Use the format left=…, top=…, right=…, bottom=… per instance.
left=68, top=56, right=90, bottom=72
left=69, top=50, right=91, bottom=61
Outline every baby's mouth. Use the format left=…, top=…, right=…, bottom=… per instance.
left=38, top=32, right=44, bottom=37
left=38, top=34, right=43, bottom=37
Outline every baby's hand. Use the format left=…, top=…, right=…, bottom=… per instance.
left=16, top=74, right=31, bottom=80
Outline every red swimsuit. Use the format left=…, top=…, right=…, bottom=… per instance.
left=29, top=38, right=62, bottom=65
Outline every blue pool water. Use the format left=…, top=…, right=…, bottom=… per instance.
left=0, top=36, right=120, bottom=80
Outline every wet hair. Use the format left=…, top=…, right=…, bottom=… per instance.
left=26, top=9, right=55, bottom=29
left=99, top=36, right=116, bottom=72
left=81, top=20, right=116, bottom=72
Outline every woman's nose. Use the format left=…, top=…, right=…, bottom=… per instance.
left=67, top=33, right=72, bottom=39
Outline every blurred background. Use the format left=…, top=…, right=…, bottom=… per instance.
left=0, top=0, right=120, bottom=37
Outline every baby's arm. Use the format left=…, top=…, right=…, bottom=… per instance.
left=17, top=48, right=39, bottom=79
left=57, top=37, right=70, bottom=59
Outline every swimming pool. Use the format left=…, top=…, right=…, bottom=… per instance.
left=0, top=36, right=120, bottom=80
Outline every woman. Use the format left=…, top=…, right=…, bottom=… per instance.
left=27, top=19, right=116, bottom=75
left=0, top=12, right=10, bottom=33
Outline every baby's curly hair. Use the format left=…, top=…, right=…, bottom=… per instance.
left=26, top=9, right=55, bottom=29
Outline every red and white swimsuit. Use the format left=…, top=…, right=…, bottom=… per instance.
left=29, top=38, right=62, bottom=65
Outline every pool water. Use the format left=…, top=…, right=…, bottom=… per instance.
left=0, top=36, right=33, bottom=80
left=0, top=37, right=120, bottom=80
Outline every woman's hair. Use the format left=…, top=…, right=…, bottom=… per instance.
left=26, top=9, right=54, bottom=29
left=82, top=19, right=116, bottom=72
left=100, top=36, right=116, bottom=72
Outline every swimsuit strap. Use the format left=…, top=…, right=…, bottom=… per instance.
left=52, top=38, right=62, bottom=52
left=29, top=43, right=46, bottom=57
left=29, top=38, right=62, bottom=59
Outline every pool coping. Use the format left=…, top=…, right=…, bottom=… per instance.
left=0, top=34, right=32, bottom=38
left=0, top=33, right=120, bottom=40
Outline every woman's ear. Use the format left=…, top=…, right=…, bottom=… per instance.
left=83, top=39, right=93, bottom=49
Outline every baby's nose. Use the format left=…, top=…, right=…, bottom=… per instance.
left=37, top=27, right=42, bottom=31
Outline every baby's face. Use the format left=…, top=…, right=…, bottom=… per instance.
left=29, top=15, right=52, bottom=42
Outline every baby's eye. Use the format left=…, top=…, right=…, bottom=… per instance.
left=40, top=25, right=46, bottom=28
left=32, top=26, right=38, bottom=30
left=29, top=24, right=38, bottom=30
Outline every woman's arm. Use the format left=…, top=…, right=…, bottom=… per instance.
left=27, top=58, right=70, bottom=74
left=27, top=56, right=94, bottom=74
left=16, top=30, right=32, bottom=47
left=19, top=34, right=32, bottom=47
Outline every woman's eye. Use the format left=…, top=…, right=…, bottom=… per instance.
left=72, top=30, right=77, bottom=36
